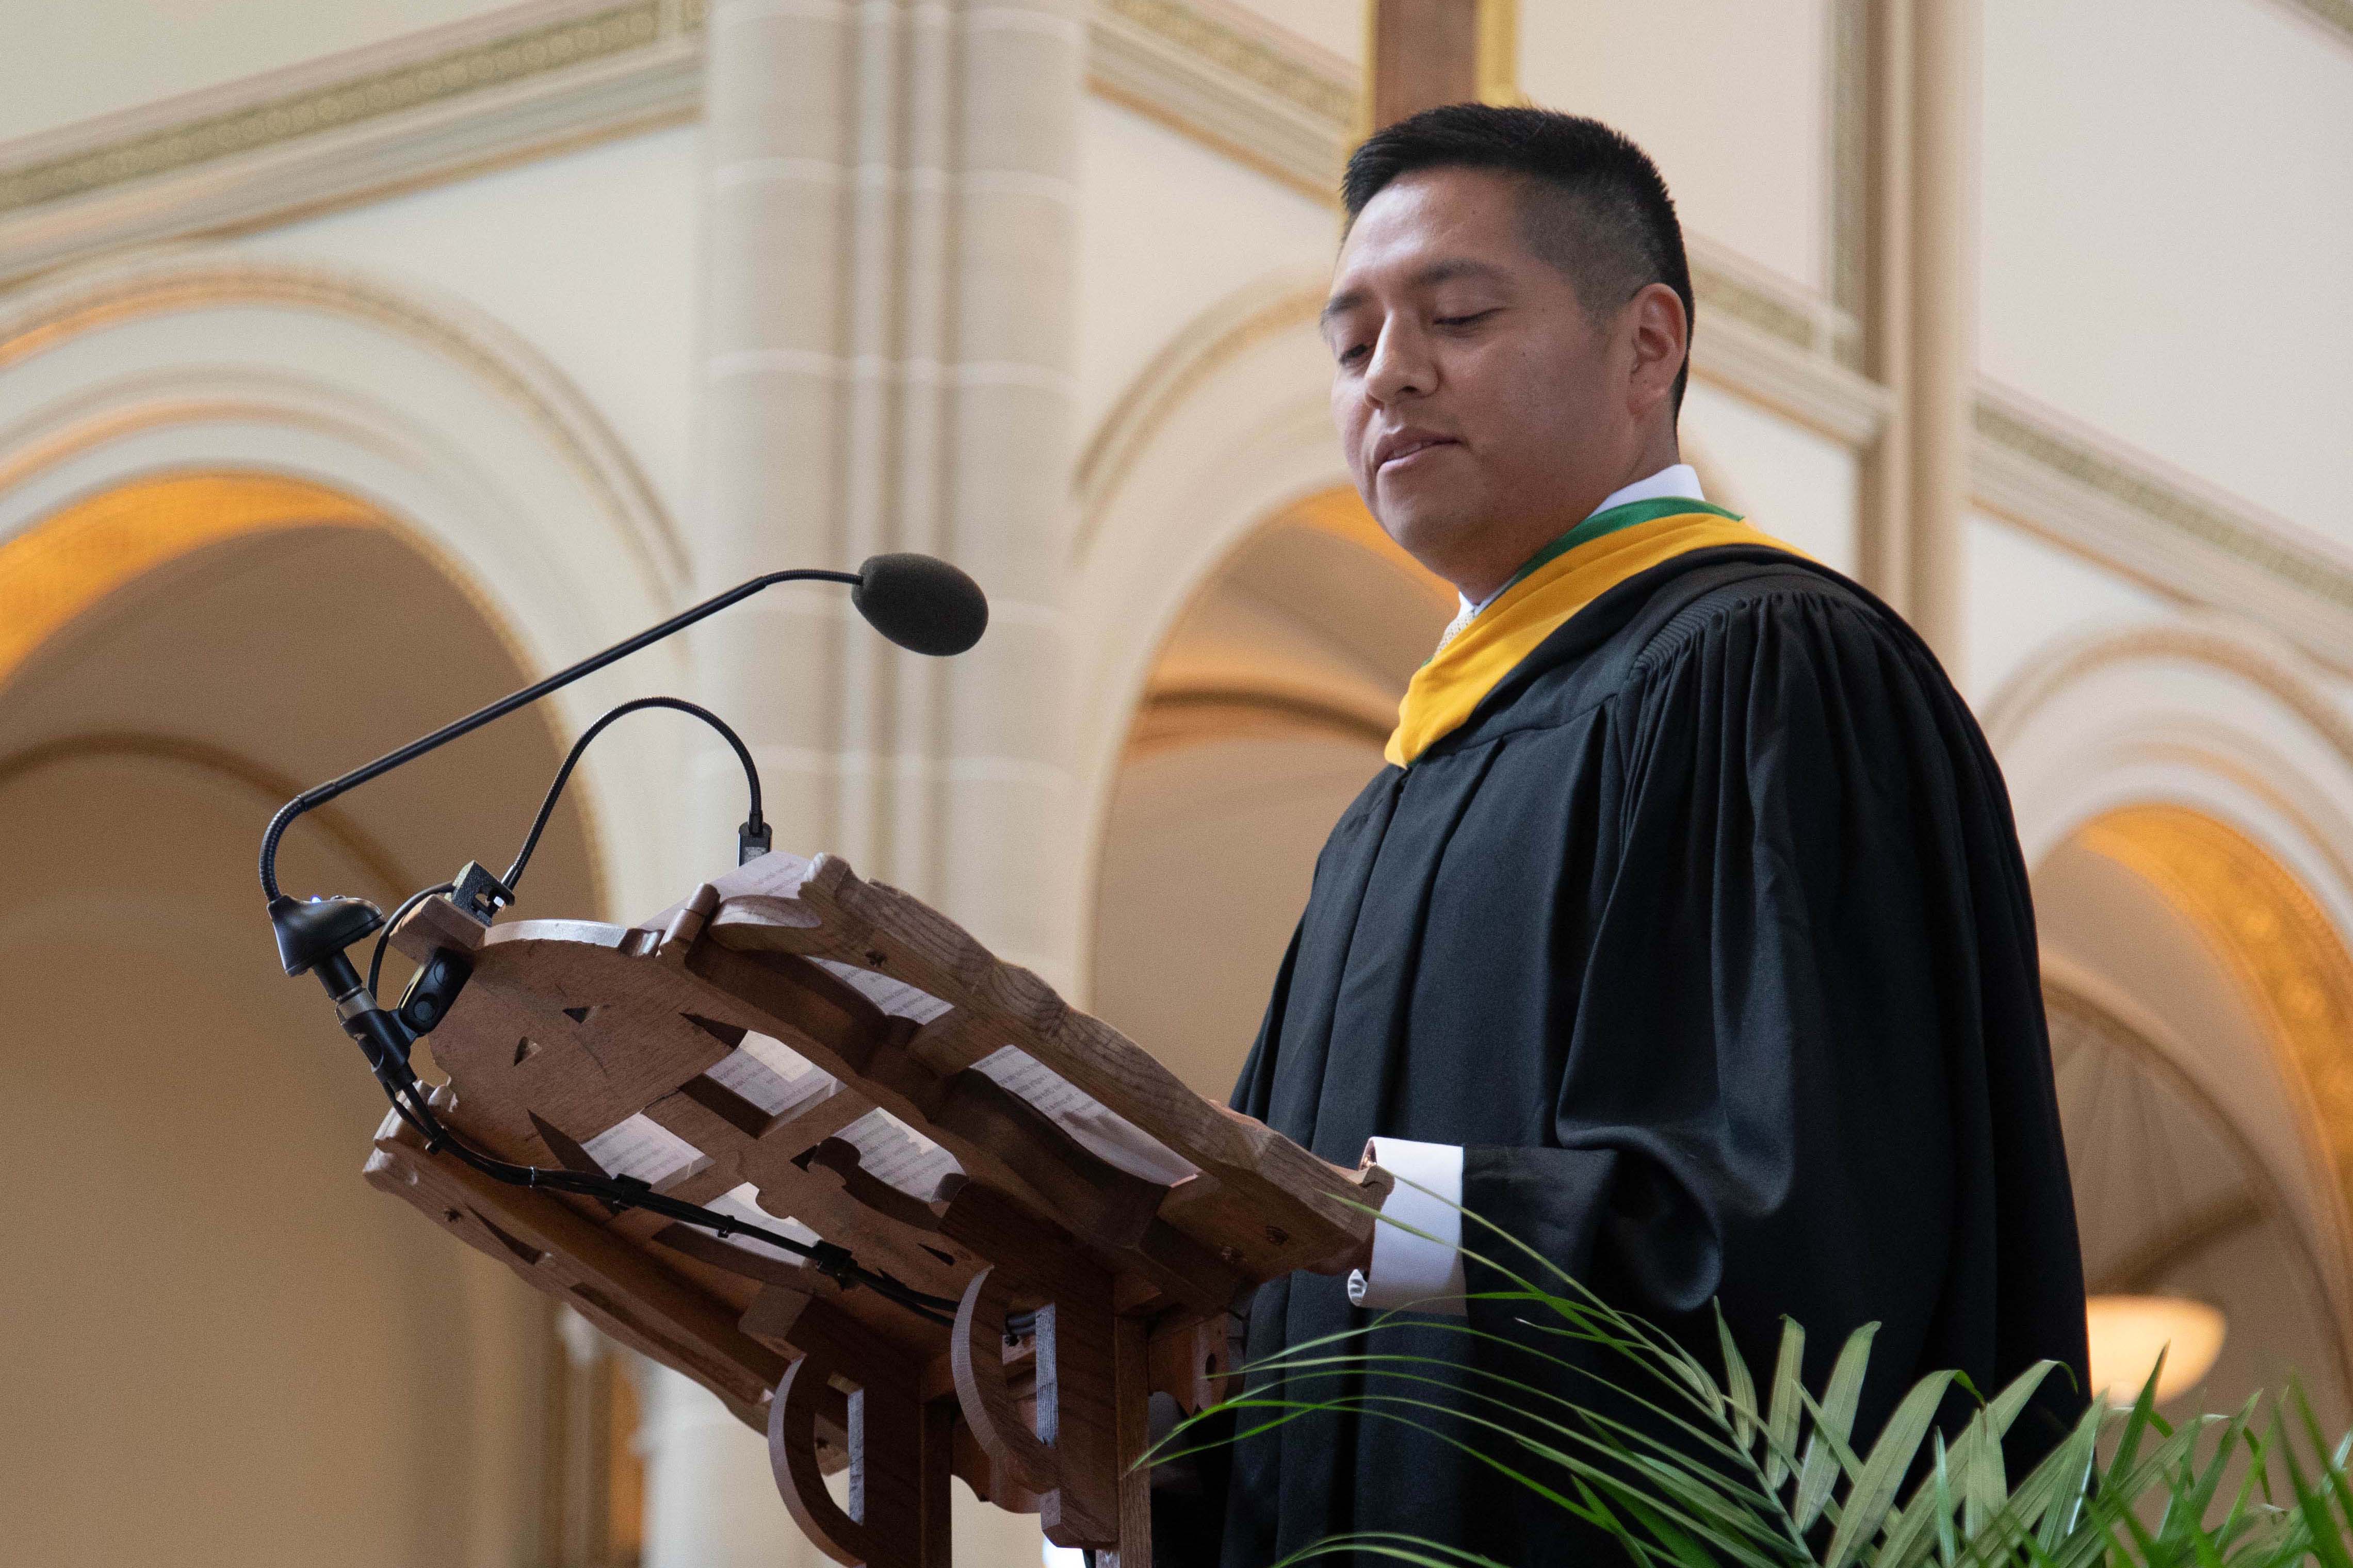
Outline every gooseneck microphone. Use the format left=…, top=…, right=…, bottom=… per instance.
left=852, top=551, right=989, bottom=657
left=259, top=551, right=985, bottom=910
left=258, top=552, right=989, bottom=1327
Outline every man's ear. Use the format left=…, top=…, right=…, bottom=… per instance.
left=1624, top=282, right=1688, bottom=414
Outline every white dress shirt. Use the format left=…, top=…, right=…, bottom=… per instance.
left=1349, top=462, right=1708, bottom=1315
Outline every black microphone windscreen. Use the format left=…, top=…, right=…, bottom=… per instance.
left=852, top=553, right=989, bottom=657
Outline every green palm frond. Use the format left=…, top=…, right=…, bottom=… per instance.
left=1151, top=1192, right=2353, bottom=1568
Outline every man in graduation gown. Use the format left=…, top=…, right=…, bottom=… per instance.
left=1161, top=106, right=2090, bottom=1567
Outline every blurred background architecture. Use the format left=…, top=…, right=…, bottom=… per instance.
left=4, top=1, right=2352, bottom=1563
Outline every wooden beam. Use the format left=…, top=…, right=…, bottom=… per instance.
left=1368, top=0, right=1481, bottom=130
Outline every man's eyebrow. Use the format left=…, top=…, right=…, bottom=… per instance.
left=1320, top=258, right=1514, bottom=327
left=1415, top=257, right=1512, bottom=289
left=1319, top=288, right=1367, bottom=328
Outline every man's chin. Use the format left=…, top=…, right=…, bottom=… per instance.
left=1376, top=504, right=1488, bottom=570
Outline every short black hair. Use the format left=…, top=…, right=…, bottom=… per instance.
left=1342, top=104, right=1695, bottom=413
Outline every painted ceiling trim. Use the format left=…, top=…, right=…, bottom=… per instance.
left=1972, top=383, right=2353, bottom=669
left=0, top=0, right=704, bottom=285
left=4, top=0, right=2348, bottom=661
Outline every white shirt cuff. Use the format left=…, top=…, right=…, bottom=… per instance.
left=1346, top=1137, right=1467, bottom=1315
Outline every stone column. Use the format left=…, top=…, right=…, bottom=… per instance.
left=645, top=1, right=1083, bottom=1563
left=691, top=0, right=1082, bottom=982
left=1857, top=0, right=1976, bottom=673
left=1906, top=0, right=1977, bottom=665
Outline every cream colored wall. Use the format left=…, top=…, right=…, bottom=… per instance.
left=241, top=126, right=704, bottom=522
left=1, top=0, right=520, bottom=143
left=1075, top=96, right=1338, bottom=438
left=1218, top=0, right=1364, bottom=64
left=1521, top=0, right=1834, bottom=295
left=1680, top=382, right=1859, bottom=573
left=1964, top=515, right=2170, bottom=704
left=1981, top=0, right=2353, bottom=539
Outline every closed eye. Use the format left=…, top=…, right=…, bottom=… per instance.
left=1435, top=309, right=1499, bottom=329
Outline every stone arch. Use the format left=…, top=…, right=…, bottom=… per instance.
left=0, top=507, right=608, bottom=1566
left=1068, top=270, right=1344, bottom=893
left=0, top=252, right=672, bottom=1563
left=1987, top=620, right=2353, bottom=1405
left=0, top=248, right=690, bottom=912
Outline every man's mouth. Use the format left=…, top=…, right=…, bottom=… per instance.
left=1376, top=435, right=1459, bottom=472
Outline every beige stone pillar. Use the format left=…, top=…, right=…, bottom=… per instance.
left=648, top=1, right=1083, bottom=1562
left=691, top=0, right=1081, bottom=975
left=1857, top=0, right=1913, bottom=613
left=1906, top=0, right=1976, bottom=665
left=1858, top=0, right=1976, bottom=672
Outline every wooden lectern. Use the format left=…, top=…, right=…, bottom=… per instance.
left=364, top=850, right=1388, bottom=1567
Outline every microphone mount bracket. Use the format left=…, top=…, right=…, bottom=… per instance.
left=253, top=556, right=989, bottom=1333
left=448, top=861, right=515, bottom=927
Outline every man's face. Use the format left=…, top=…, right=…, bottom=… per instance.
left=1323, top=168, right=1644, bottom=590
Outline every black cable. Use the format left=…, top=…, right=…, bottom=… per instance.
left=368, top=881, right=457, bottom=1002
left=260, top=567, right=857, bottom=900
left=373, top=1059, right=960, bottom=1327
left=504, top=697, right=759, bottom=893
left=271, top=636, right=964, bottom=1329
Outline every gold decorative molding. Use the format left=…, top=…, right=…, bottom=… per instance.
left=0, top=0, right=703, bottom=284
left=0, top=471, right=379, bottom=681
left=1978, top=397, right=2353, bottom=614
left=1972, top=386, right=2353, bottom=667
left=1089, top=0, right=1357, bottom=200
left=1102, top=0, right=1354, bottom=126
left=1978, top=616, right=2353, bottom=936
left=0, top=2, right=672, bottom=217
left=2076, top=804, right=2353, bottom=1281
left=2284, top=0, right=2353, bottom=47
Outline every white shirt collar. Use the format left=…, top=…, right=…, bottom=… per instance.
left=1456, top=463, right=1706, bottom=618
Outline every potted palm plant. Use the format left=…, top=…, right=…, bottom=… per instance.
left=1156, top=1200, right=2353, bottom=1568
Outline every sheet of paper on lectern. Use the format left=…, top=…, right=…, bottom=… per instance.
left=973, top=1046, right=1199, bottom=1187
left=582, top=1113, right=706, bottom=1187
left=706, top=1183, right=823, bottom=1264
left=705, top=1030, right=838, bottom=1118
left=812, top=958, right=954, bottom=1024
left=840, top=1106, right=965, bottom=1199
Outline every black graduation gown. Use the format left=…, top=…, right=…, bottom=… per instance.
left=1185, top=547, right=2089, bottom=1567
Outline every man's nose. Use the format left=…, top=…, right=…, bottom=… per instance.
left=1362, top=319, right=1433, bottom=405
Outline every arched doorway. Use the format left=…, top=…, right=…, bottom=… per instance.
left=0, top=473, right=614, bottom=1565
left=1089, top=487, right=1451, bottom=1098
left=2037, top=804, right=2353, bottom=1425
